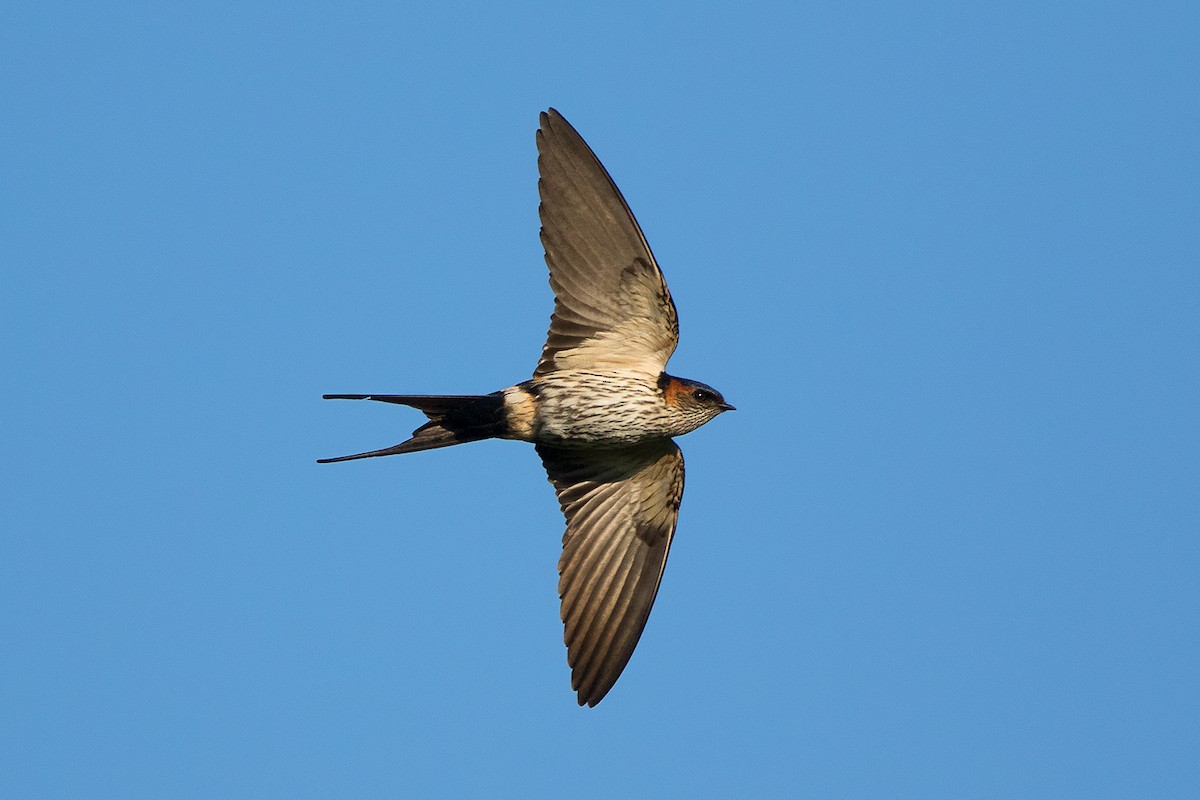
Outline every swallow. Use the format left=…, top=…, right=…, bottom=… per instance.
left=320, top=108, right=733, bottom=706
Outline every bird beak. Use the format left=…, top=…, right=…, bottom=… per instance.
left=720, top=402, right=736, bottom=412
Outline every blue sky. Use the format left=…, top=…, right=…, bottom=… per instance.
left=3, top=2, right=1197, bottom=797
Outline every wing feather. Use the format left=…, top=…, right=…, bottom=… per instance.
left=537, top=439, right=685, bottom=706
left=535, top=109, right=680, bottom=378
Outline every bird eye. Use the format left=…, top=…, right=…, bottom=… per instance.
left=692, top=389, right=711, bottom=402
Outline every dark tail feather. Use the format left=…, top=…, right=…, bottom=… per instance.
left=317, top=393, right=506, bottom=464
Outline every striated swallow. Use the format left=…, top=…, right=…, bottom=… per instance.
left=321, top=108, right=733, bottom=706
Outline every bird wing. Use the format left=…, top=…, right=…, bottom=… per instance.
left=536, top=439, right=685, bottom=706
left=534, top=108, right=680, bottom=379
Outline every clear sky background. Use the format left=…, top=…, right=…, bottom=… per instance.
left=3, top=2, right=1198, bottom=797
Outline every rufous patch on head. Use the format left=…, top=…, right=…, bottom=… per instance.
left=662, top=377, right=688, bottom=406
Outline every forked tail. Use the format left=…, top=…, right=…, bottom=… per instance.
left=317, top=393, right=506, bottom=463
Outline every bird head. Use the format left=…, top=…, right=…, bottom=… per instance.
left=660, top=375, right=735, bottom=431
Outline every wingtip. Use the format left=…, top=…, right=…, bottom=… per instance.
left=538, top=108, right=563, bottom=146
left=540, top=107, right=572, bottom=136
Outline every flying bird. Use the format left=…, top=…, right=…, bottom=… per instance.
left=320, top=108, right=733, bottom=706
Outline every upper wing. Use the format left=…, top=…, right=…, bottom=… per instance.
left=537, top=439, right=685, bottom=706
left=534, top=109, right=679, bottom=379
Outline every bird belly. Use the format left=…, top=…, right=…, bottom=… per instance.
left=529, top=371, right=669, bottom=446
